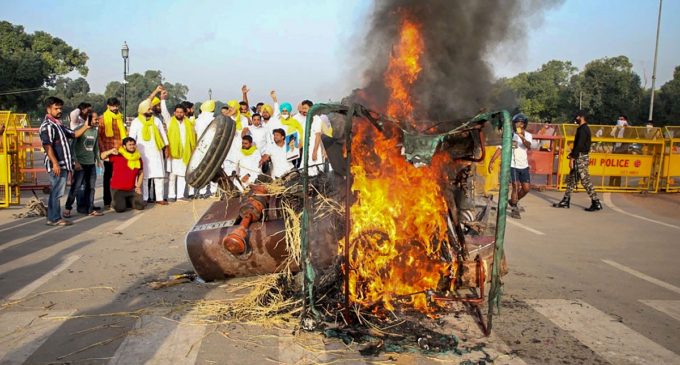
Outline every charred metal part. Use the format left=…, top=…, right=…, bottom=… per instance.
left=186, top=198, right=293, bottom=281
left=222, top=185, right=269, bottom=256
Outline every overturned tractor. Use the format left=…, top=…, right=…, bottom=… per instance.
left=184, top=105, right=514, bottom=338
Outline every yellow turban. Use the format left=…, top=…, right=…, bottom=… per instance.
left=151, top=97, right=161, bottom=106
left=261, top=104, right=273, bottom=115
left=138, top=99, right=152, bottom=114
left=227, top=100, right=242, bottom=130
left=200, top=100, right=215, bottom=113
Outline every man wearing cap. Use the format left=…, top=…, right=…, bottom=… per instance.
left=128, top=98, right=169, bottom=205
left=488, top=113, right=533, bottom=219
left=553, top=110, right=602, bottom=211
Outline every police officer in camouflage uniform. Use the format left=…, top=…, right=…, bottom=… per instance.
left=553, top=110, right=603, bottom=211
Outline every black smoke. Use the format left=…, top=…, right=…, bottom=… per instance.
left=356, top=0, right=563, bottom=123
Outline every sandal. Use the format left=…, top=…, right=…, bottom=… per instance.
left=89, top=211, right=104, bottom=216
left=47, top=220, right=73, bottom=226
left=63, top=209, right=71, bottom=218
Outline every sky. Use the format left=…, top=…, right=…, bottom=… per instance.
left=1, top=0, right=678, bottom=105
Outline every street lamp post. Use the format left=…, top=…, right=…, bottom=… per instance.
left=648, top=0, right=663, bottom=122
left=121, top=42, right=129, bottom=119
left=209, top=88, right=212, bottom=100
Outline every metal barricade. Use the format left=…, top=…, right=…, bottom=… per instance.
left=557, top=124, right=664, bottom=193
left=526, top=123, right=562, bottom=190
left=661, top=126, right=680, bottom=192
left=0, top=111, right=21, bottom=207
left=17, top=127, right=49, bottom=191
left=0, top=111, right=10, bottom=207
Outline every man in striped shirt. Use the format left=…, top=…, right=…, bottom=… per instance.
left=40, top=97, right=93, bottom=226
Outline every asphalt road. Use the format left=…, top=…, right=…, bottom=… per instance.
left=0, top=188, right=678, bottom=365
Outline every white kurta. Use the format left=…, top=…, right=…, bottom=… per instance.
left=166, top=119, right=193, bottom=177
left=244, top=124, right=269, bottom=149
left=195, top=111, right=214, bottom=139
left=129, top=117, right=168, bottom=178
left=263, top=142, right=294, bottom=179
left=303, top=115, right=325, bottom=176
left=236, top=148, right=262, bottom=186
left=223, top=115, right=249, bottom=174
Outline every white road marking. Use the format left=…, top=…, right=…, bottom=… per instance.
left=602, top=259, right=680, bottom=295
left=0, top=217, right=44, bottom=234
left=0, top=226, right=59, bottom=253
left=527, top=299, right=680, bottom=364
left=108, top=311, right=207, bottom=365
left=0, top=309, right=75, bottom=365
left=0, top=215, right=92, bottom=254
left=0, top=199, right=104, bottom=235
left=506, top=219, right=546, bottom=235
left=113, top=211, right=143, bottom=232
left=603, top=193, right=680, bottom=230
left=639, top=300, right=680, bottom=322
left=6, top=255, right=82, bottom=301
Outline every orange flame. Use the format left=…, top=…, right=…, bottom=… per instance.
left=344, top=123, right=454, bottom=313
left=341, top=15, right=456, bottom=315
left=384, top=17, right=424, bottom=120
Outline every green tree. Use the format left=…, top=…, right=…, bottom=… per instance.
left=104, top=70, right=188, bottom=118
left=656, top=66, right=680, bottom=125
left=505, top=60, right=577, bottom=121
left=0, top=21, right=88, bottom=112
left=569, top=56, right=643, bottom=124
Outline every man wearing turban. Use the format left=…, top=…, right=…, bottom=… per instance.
left=128, top=98, right=169, bottom=205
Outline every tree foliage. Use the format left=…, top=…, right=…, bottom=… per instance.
left=569, top=56, right=643, bottom=123
left=505, top=60, right=576, bottom=121
left=0, top=21, right=88, bottom=111
left=657, top=66, right=680, bottom=124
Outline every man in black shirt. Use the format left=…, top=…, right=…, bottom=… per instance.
left=553, top=110, right=602, bottom=211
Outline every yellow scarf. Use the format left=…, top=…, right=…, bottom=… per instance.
left=103, top=109, right=127, bottom=138
left=281, top=116, right=304, bottom=141
left=139, top=114, right=165, bottom=151
left=167, top=116, right=196, bottom=165
left=118, top=146, right=141, bottom=170
left=241, top=145, right=257, bottom=156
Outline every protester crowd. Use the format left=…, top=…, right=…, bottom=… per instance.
left=40, top=85, right=331, bottom=226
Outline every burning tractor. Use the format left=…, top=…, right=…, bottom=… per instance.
left=184, top=104, right=515, bottom=343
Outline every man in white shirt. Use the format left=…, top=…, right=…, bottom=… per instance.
left=294, top=100, right=326, bottom=176
left=165, top=103, right=196, bottom=201
left=69, top=102, right=92, bottom=130
left=261, top=128, right=294, bottom=179
left=242, top=113, right=268, bottom=149
left=261, top=91, right=281, bottom=143
left=236, top=135, right=262, bottom=187
left=488, top=113, right=533, bottom=219
left=222, top=100, right=249, bottom=176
